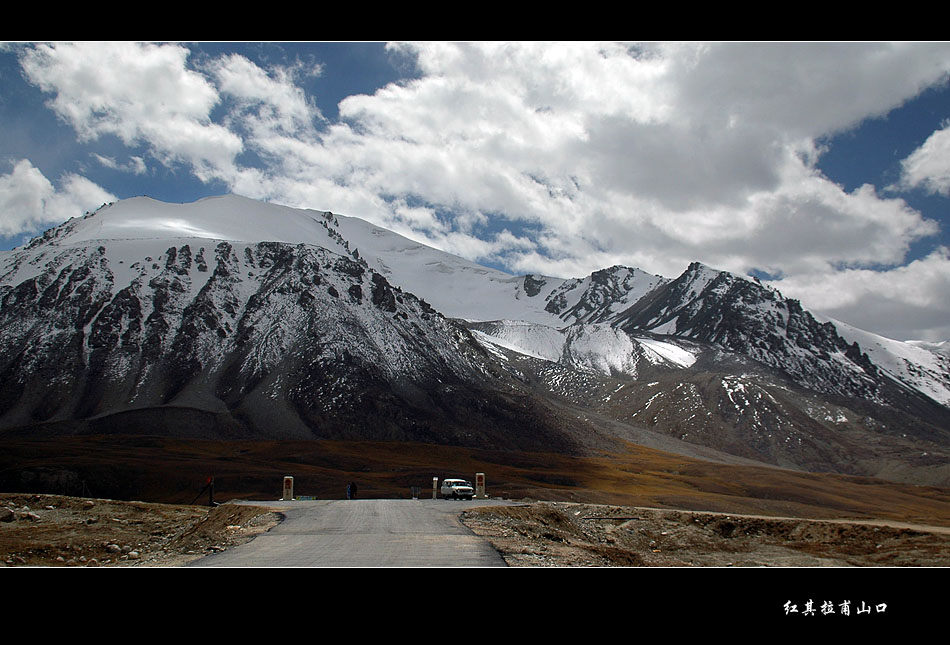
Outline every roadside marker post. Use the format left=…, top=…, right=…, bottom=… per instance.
left=282, top=476, right=294, bottom=501
left=475, top=473, right=486, bottom=499
left=191, top=476, right=217, bottom=506
left=432, top=477, right=439, bottom=499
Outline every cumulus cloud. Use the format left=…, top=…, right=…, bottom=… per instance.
left=0, top=159, right=116, bottom=237
left=898, top=122, right=950, bottom=196
left=93, top=154, right=147, bottom=175
left=772, top=248, right=950, bottom=341
left=18, top=42, right=243, bottom=182
left=663, top=42, right=950, bottom=137
left=307, top=43, right=949, bottom=280
left=209, top=53, right=324, bottom=136
left=11, top=41, right=950, bottom=339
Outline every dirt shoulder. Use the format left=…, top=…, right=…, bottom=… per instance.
left=0, top=493, right=281, bottom=567
left=459, top=502, right=950, bottom=567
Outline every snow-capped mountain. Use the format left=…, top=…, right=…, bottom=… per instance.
left=2, top=195, right=948, bottom=484
left=471, top=259, right=950, bottom=411
left=908, top=339, right=950, bottom=357
left=0, top=196, right=591, bottom=452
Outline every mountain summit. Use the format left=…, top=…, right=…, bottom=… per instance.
left=2, top=195, right=948, bottom=484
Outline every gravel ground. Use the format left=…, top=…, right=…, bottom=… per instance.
left=459, top=502, right=950, bottom=567
left=0, top=493, right=280, bottom=567
left=4, top=493, right=949, bottom=567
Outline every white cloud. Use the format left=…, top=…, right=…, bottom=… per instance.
left=772, top=248, right=950, bottom=341
left=0, top=159, right=115, bottom=237
left=11, top=41, right=950, bottom=340
left=93, top=154, right=147, bottom=175
left=319, top=45, right=950, bottom=324
left=728, top=165, right=939, bottom=275
left=663, top=42, right=950, bottom=138
left=209, top=53, right=324, bottom=141
left=898, top=122, right=950, bottom=196
left=18, top=42, right=243, bottom=182
left=248, top=42, right=950, bottom=339
left=318, top=43, right=949, bottom=264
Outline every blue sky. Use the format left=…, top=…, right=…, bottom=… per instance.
left=1, top=42, right=949, bottom=341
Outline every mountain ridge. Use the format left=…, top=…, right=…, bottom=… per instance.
left=2, top=194, right=948, bottom=486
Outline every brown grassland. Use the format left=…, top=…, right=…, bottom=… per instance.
left=3, top=435, right=949, bottom=526
left=3, top=435, right=950, bottom=569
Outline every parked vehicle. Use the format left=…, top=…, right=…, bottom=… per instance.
left=440, top=478, right=474, bottom=500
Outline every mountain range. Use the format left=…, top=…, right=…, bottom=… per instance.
left=2, top=195, right=948, bottom=486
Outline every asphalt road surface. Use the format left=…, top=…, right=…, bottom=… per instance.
left=189, top=498, right=520, bottom=567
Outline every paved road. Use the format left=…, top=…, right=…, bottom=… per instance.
left=189, top=498, right=520, bottom=567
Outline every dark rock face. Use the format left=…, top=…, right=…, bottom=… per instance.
left=455, top=260, right=950, bottom=483
left=1, top=201, right=948, bottom=487
left=613, top=262, right=882, bottom=401
left=522, top=275, right=546, bottom=297
left=0, top=239, right=582, bottom=453
left=545, top=266, right=667, bottom=325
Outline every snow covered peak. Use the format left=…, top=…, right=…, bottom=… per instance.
left=543, top=265, right=669, bottom=326
left=15, top=195, right=946, bottom=410
left=11, top=195, right=574, bottom=325
left=823, top=318, right=950, bottom=406
left=679, top=261, right=756, bottom=293
left=19, top=194, right=680, bottom=328
left=34, top=194, right=340, bottom=248
left=908, top=340, right=950, bottom=357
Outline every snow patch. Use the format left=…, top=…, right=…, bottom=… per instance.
left=820, top=315, right=950, bottom=406
left=636, top=337, right=698, bottom=368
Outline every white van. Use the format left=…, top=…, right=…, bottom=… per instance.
left=440, top=479, right=474, bottom=500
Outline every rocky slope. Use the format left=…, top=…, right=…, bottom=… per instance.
left=1, top=195, right=948, bottom=484
left=0, top=199, right=590, bottom=452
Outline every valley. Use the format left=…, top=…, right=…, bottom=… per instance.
left=3, top=435, right=949, bottom=528
left=1, top=194, right=949, bottom=563
left=3, top=435, right=950, bottom=568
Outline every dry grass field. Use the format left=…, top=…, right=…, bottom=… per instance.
left=3, top=435, right=949, bottom=528
left=3, top=435, right=950, bottom=572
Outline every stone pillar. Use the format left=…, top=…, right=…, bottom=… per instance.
left=475, top=473, right=486, bottom=499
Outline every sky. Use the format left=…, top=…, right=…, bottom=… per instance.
left=1, top=41, right=949, bottom=342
